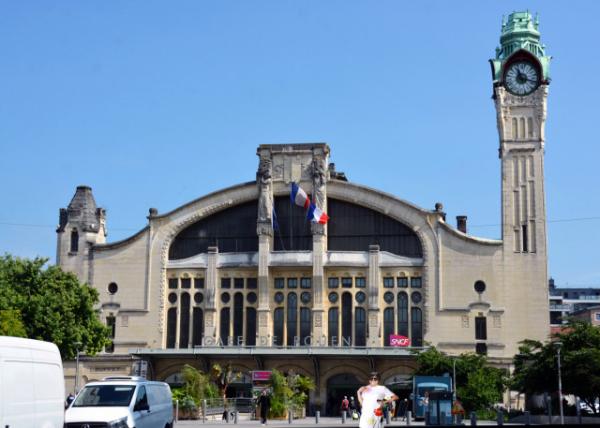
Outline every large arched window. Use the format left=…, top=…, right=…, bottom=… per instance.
left=169, top=200, right=259, bottom=259
left=273, top=308, right=284, bottom=346
left=220, top=308, right=230, bottom=345
left=398, top=292, right=409, bottom=337
left=383, top=308, right=394, bottom=347
left=193, top=307, right=203, bottom=347
left=233, top=293, right=244, bottom=345
left=355, top=307, right=366, bottom=347
left=411, top=307, right=423, bottom=347
left=179, top=293, right=190, bottom=348
left=246, top=308, right=256, bottom=346
left=287, top=293, right=298, bottom=346
left=166, top=308, right=177, bottom=349
left=327, top=199, right=422, bottom=257
left=273, top=197, right=312, bottom=251
left=328, top=308, right=339, bottom=346
left=300, top=308, right=311, bottom=346
left=341, top=292, right=353, bottom=346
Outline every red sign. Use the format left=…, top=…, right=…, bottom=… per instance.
left=252, top=371, right=272, bottom=381
left=389, top=335, right=411, bottom=347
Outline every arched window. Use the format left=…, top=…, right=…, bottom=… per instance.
left=273, top=308, right=284, bottom=346
left=233, top=293, right=244, bottom=345
left=355, top=307, right=366, bottom=347
left=411, top=307, right=423, bottom=347
left=384, top=308, right=394, bottom=347
left=300, top=307, right=311, bottom=346
left=328, top=308, right=339, bottom=346
left=105, top=315, right=115, bottom=353
left=166, top=308, right=177, bottom=349
left=193, top=308, right=203, bottom=347
left=246, top=308, right=256, bottom=346
left=512, top=118, right=518, bottom=139
left=220, top=308, right=230, bottom=346
left=70, top=229, right=79, bottom=253
left=287, top=293, right=298, bottom=346
left=179, top=293, right=190, bottom=348
left=398, top=292, right=409, bottom=337
left=341, top=292, right=353, bottom=346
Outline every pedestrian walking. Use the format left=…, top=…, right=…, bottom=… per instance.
left=65, top=393, right=75, bottom=409
left=256, top=389, right=271, bottom=426
left=357, top=372, right=398, bottom=428
left=349, top=396, right=360, bottom=420
left=341, top=396, right=350, bottom=418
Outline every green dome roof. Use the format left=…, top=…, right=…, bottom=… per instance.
left=490, top=11, right=551, bottom=84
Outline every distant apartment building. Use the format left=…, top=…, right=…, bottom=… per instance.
left=548, top=278, right=600, bottom=333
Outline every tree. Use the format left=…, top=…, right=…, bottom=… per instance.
left=414, top=346, right=506, bottom=413
left=209, top=363, right=241, bottom=399
left=0, top=254, right=110, bottom=358
left=511, top=320, right=600, bottom=414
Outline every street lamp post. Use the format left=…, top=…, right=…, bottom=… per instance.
left=74, top=342, right=82, bottom=394
left=452, top=358, right=457, bottom=401
left=555, top=341, right=564, bottom=425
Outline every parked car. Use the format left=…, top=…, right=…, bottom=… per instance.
left=65, top=376, right=174, bottom=428
left=0, top=336, right=65, bottom=428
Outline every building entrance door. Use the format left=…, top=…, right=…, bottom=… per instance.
left=326, top=373, right=362, bottom=416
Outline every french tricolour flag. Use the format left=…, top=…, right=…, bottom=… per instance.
left=307, top=203, right=329, bottom=224
left=291, top=182, right=311, bottom=209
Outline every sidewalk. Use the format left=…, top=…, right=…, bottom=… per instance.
left=173, top=416, right=519, bottom=427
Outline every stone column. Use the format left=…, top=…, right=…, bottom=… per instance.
left=203, top=246, right=218, bottom=343
left=312, top=223, right=326, bottom=345
left=367, top=245, right=381, bottom=347
left=257, top=225, right=272, bottom=346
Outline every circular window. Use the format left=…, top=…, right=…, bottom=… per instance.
left=355, top=291, right=366, bottom=304
left=383, top=292, right=394, bottom=304
left=474, top=280, right=486, bottom=294
left=247, top=292, right=257, bottom=304
left=221, top=292, right=230, bottom=303
left=411, top=291, right=422, bottom=304
left=194, top=293, right=204, bottom=304
left=328, top=292, right=338, bottom=303
left=108, top=282, right=118, bottom=295
left=168, top=292, right=177, bottom=304
left=274, top=292, right=284, bottom=304
left=301, top=292, right=312, bottom=304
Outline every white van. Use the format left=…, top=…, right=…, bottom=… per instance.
left=65, top=376, right=174, bottom=428
left=0, top=336, right=65, bottom=428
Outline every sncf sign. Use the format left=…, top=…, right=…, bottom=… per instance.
left=389, top=335, right=411, bottom=347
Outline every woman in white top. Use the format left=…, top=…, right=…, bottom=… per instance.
left=357, top=372, right=398, bottom=428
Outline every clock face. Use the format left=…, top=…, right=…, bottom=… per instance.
left=504, top=61, right=540, bottom=95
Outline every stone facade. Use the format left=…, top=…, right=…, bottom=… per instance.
left=57, top=11, right=551, bottom=414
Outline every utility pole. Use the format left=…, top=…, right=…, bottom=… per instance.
left=555, top=341, right=564, bottom=425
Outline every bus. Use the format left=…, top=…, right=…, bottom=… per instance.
left=412, top=375, right=452, bottom=420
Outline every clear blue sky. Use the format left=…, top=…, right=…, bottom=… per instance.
left=1, top=1, right=599, bottom=288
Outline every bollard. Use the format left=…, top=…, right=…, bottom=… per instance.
left=576, top=397, right=582, bottom=425
left=288, top=408, right=293, bottom=424
left=342, top=410, right=347, bottom=424
left=470, top=411, right=477, bottom=426
left=441, top=411, right=446, bottom=426
left=496, top=409, right=503, bottom=426
left=385, top=410, right=391, bottom=425
left=524, top=410, right=530, bottom=426
left=406, top=410, right=411, bottom=426
left=225, top=409, right=230, bottom=423
left=234, top=410, right=238, bottom=424
left=546, top=395, right=552, bottom=425
left=175, top=399, right=179, bottom=422
left=202, top=399, right=207, bottom=423
left=315, top=410, right=320, bottom=424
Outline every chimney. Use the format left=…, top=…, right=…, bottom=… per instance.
left=456, top=215, right=467, bottom=233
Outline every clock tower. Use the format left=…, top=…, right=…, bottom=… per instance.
left=491, top=11, right=551, bottom=341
